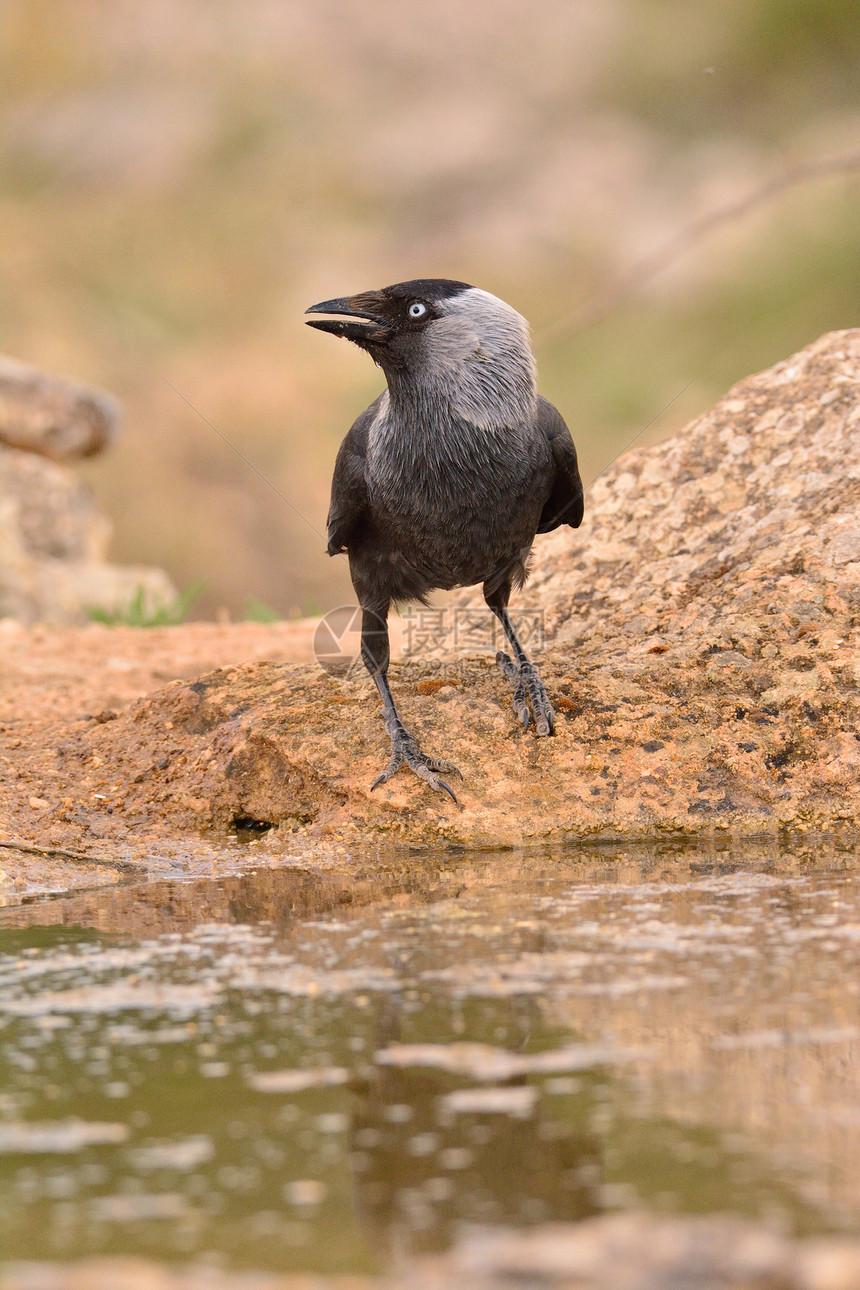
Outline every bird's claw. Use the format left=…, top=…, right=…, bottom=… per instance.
left=371, top=728, right=462, bottom=802
left=496, top=652, right=555, bottom=736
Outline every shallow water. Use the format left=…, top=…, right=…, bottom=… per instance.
left=1, top=843, right=859, bottom=1279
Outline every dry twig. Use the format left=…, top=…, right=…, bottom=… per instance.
left=0, top=838, right=150, bottom=872
left=538, top=149, right=860, bottom=347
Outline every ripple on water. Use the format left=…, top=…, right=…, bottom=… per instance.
left=0, top=846, right=859, bottom=1279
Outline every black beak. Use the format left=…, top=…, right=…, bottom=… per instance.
left=305, top=294, right=390, bottom=344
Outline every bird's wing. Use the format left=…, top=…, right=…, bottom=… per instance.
left=326, top=396, right=380, bottom=555
left=535, top=396, right=584, bottom=533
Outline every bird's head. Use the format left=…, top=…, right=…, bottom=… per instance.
left=306, top=279, right=537, bottom=428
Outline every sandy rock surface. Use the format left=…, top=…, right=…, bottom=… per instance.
left=0, top=621, right=322, bottom=894
left=1, top=330, right=859, bottom=891
left=515, top=327, right=860, bottom=659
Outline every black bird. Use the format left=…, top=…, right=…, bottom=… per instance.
left=306, top=279, right=583, bottom=801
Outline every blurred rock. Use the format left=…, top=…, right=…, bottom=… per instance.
left=30, top=329, right=858, bottom=849
left=0, top=355, right=118, bottom=461
left=0, top=353, right=175, bottom=624
left=0, top=392, right=175, bottom=625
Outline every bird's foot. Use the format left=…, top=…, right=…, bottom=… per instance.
left=370, top=725, right=463, bottom=802
left=496, top=652, right=555, bottom=736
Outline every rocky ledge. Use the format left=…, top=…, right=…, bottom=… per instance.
left=3, top=330, right=860, bottom=859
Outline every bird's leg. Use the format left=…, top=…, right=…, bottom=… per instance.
left=372, top=672, right=463, bottom=801
left=361, top=606, right=462, bottom=801
left=489, top=604, right=555, bottom=737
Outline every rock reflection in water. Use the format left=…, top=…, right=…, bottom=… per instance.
left=0, top=843, right=858, bottom=1277
left=347, top=998, right=602, bottom=1255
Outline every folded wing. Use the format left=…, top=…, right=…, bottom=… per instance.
left=326, top=397, right=380, bottom=555
left=535, top=396, right=584, bottom=533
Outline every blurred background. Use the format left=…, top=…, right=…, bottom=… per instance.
left=1, top=0, right=858, bottom=620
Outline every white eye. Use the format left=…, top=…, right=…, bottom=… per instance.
left=408, top=301, right=427, bottom=318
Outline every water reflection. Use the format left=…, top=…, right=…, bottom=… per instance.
left=0, top=844, right=857, bottom=1274
left=348, top=996, right=603, bottom=1256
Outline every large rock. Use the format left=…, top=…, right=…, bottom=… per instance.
left=36, top=330, right=859, bottom=851
left=511, top=327, right=860, bottom=661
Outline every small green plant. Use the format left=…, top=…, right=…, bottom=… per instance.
left=243, top=596, right=281, bottom=623
left=87, top=580, right=206, bottom=627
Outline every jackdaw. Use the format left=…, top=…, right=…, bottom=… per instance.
left=306, top=279, right=583, bottom=801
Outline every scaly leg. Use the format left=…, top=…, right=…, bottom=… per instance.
left=361, top=605, right=462, bottom=801
left=485, top=588, right=555, bottom=737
